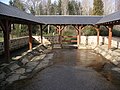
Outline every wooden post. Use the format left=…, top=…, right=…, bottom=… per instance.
left=108, top=25, right=113, bottom=49
left=60, top=30, right=63, bottom=47
left=40, top=24, right=43, bottom=44
left=56, top=25, right=65, bottom=48
left=95, top=28, right=100, bottom=45
left=74, top=25, right=81, bottom=46
left=28, top=24, right=32, bottom=50
left=58, top=26, right=61, bottom=44
left=0, top=20, right=11, bottom=63
left=77, top=26, right=81, bottom=46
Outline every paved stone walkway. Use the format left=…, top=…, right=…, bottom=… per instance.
left=12, top=49, right=118, bottom=90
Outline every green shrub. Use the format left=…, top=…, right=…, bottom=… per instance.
left=82, top=26, right=97, bottom=36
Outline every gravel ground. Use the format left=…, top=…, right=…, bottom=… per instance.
left=9, top=49, right=118, bottom=90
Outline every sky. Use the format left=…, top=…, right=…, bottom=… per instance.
left=0, top=0, right=115, bottom=4
left=0, top=0, right=9, bottom=4
left=0, top=0, right=56, bottom=4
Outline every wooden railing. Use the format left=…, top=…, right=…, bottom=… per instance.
left=62, top=36, right=77, bottom=44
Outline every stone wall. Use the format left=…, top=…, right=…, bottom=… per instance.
left=94, top=46, right=120, bottom=67
left=0, top=36, right=29, bottom=55
left=81, top=36, right=120, bottom=48
left=0, top=44, right=54, bottom=89
left=78, top=36, right=120, bottom=49
left=33, top=36, right=120, bottom=49
left=33, top=36, right=59, bottom=45
left=0, top=36, right=119, bottom=54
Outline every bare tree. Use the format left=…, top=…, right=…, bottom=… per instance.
left=46, top=0, right=51, bottom=15
left=61, top=0, right=69, bottom=15
left=115, top=0, right=120, bottom=11
left=81, top=0, right=91, bottom=15
left=103, top=0, right=115, bottom=15
left=21, top=0, right=42, bottom=15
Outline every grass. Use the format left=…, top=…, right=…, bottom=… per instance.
left=0, top=37, right=3, bottom=42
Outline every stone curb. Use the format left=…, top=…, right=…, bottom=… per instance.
left=94, top=46, right=120, bottom=69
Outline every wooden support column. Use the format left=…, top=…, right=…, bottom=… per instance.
left=108, top=25, right=113, bottom=49
left=28, top=24, right=32, bottom=50
left=40, top=24, right=43, bottom=44
left=95, top=26, right=100, bottom=46
left=77, top=27, right=81, bottom=46
left=74, top=25, right=82, bottom=46
left=58, top=26, right=61, bottom=44
left=0, top=20, right=11, bottom=63
left=97, top=30, right=100, bottom=45
left=56, top=25, right=65, bottom=48
left=58, top=26, right=62, bottom=47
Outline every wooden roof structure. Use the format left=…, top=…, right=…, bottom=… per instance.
left=97, top=11, right=120, bottom=25
left=0, top=2, right=120, bottom=63
left=36, top=15, right=103, bottom=25
left=0, top=2, right=44, bottom=24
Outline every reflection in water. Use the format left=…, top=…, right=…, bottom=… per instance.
left=53, top=48, right=120, bottom=89
left=53, top=49, right=105, bottom=68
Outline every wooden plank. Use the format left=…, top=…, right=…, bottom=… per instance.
left=63, top=36, right=77, bottom=38
left=62, top=40, right=77, bottom=42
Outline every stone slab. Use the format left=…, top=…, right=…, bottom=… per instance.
left=6, top=74, right=20, bottom=83
left=8, top=63, right=20, bottom=71
left=21, top=57, right=29, bottom=65
left=14, top=68, right=25, bottom=74
left=112, top=67, right=120, bottom=73
left=31, top=54, right=46, bottom=61
left=0, top=72, right=6, bottom=80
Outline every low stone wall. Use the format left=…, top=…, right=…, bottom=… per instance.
left=94, top=46, right=120, bottom=85
left=0, top=44, right=54, bottom=89
left=79, top=36, right=120, bottom=49
left=33, top=36, right=120, bottom=49
left=0, top=36, right=29, bottom=55
left=33, top=36, right=59, bottom=45
left=94, top=46, right=120, bottom=67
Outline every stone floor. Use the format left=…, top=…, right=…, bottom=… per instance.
left=8, top=49, right=119, bottom=90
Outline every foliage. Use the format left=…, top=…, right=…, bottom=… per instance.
left=9, top=0, right=25, bottom=11
left=112, top=29, right=120, bottom=37
left=100, top=26, right=120, bottom=37
left=82, top=26, right=97, bottom=36
left=100, top=26, right=108, bottom=36
left=0, top=31, right=3, bottom=41
left=93, top=0, right=104, bottom=15
left=68, top=0, right=82, bottom=15
left=63, top=31, right=73, bottom=36
left=57, top=0, right=62, bottom=15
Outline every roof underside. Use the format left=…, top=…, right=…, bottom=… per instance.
left=0, top=2, right=44, bottom=24
left=0, top=2, right=120, bottom=25
left=36, top=16, right=103, bottom=25
left=97, top=11, right=120, bottom=25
